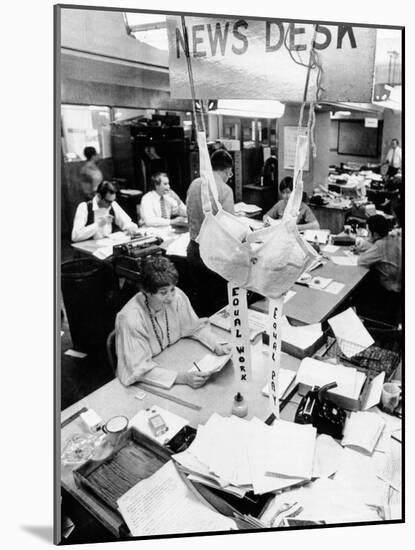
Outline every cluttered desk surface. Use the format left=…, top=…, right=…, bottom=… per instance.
left=61, top=321, right=401, bottom=537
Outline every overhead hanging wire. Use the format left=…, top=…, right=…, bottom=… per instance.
left=180, top=16, right=201, bottom=135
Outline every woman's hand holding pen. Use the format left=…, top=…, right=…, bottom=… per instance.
left=176, top=370, right=210, bottom=389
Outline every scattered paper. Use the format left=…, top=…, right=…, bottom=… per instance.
left=303, top=229, right=331, bottom=244
left=210, top=307, right=267, bottom=340
left=281, top=317, right=323, bottom=350
left=342, top=412, right=386, bottom=455
left=92, top=246, right=113, bottom=259
left=129, top=405, right=189, bottom=445
left=312, top=435, right=344, bottom=478
left=322, top=281, right=345, bottom=295
left=117, top=461, right=236, bottom=536
left=308, top=276, right=333, bottom=290
left=262, top=368, right=296, bottom=398
left=64, top=349, right=87, bottom=359
left=322, top=244, right=339, bottom=253
left=166, top=232, right=190, bottom=257
left=330, top=256, right=359, bottom=266
left=328, top=308, right=374, bottom=358
left=361, top=371, right=385, bottom=410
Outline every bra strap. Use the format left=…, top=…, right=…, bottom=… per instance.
left=283, top=133, right=308, bottom=221
left=197, top=131, right=221, bottom=214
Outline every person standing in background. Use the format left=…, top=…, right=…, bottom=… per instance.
left=80, top=146, right=103, bottom=199
left=382, top=138, right=402, bottom=177
left=186, top=149, right=235, bottom=316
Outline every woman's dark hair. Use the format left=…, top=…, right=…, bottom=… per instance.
left=279, top=176, right=293, bottom=193
left=367, top=214, right=390, bottom=238
left=83, top=146, right=97, bottom=160
left=151, top=172, right=169, bottom=188
left=211, top=149, right=233, bottom=171
left=141, top=256, right=179, bottom=294
left=97, top=180, right=117, bottom=197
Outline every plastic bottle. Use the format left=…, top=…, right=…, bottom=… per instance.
left=232, top=392, right=248, bottom=418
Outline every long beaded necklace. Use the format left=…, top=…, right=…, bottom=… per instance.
left=144, top=294, right=171, bottom=352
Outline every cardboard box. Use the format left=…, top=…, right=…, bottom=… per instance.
left=295, top=357, right=385, bottom=412
left=262, top=331, right=327, bottom=360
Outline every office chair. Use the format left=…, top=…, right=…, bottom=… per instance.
left=106, top=329, right=117, bottom=374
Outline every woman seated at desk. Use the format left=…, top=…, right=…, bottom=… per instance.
left=264, top=176, right=320, bottom=230
left=116, top=256, right=231, bottom=388
left=352, top=214, right=402, bottom=325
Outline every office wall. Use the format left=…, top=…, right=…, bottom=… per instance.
left=278, top=105, right=400, bottom=198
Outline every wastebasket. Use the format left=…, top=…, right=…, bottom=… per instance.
left=61, top=259, right=113, bottom=352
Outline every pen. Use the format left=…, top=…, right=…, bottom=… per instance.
left=193, top=361, right=201, bottom=372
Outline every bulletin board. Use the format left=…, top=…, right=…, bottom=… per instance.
left=283, top=127, right=310, bottom=171
left=338, top=120, right=382, bottom=157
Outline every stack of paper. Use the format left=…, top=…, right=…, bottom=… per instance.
left=141, top=366, right=176, bottom=389
left=117, top=461, right=236, bottom=536
left=342, top=411, right=386, bottom=454
left=174, top=414, right=317, bottom=496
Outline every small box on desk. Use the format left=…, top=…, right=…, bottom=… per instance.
left=262, top=331, right=326, bottom=359
left=295, top=357, right=384, bottom=412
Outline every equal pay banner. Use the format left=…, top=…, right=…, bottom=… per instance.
left=166, top=17, right=376, bottom=103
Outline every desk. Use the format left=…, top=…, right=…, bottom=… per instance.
left=60, top=330, right=401, bottom=538
left=61, top=332, right=301, bottom=537
left=310, top=204, right=352, bottom=234
left=250, top=250, right=368, bottom=325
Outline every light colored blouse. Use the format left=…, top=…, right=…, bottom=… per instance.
left=115, top=288, right=220, bottom=386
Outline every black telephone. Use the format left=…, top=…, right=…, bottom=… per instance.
left=295, top=382, right=346, bottom=440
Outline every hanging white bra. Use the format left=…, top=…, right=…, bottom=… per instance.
left=196, top=132, right=319, bottom=299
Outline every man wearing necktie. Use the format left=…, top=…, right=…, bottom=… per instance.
left=383, top=138, right=402, bottom=177
left=140, top=172, right=187, bottom=227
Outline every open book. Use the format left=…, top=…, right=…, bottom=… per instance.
left=190, top=353, right=232, bottom=375
left=341, top=411, right=386, bottom=454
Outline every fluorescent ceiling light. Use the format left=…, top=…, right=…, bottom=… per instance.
left=214, top=100, right=285, bottom=118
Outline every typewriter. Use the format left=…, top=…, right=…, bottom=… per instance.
left=113, top=235, right=165, bottom=276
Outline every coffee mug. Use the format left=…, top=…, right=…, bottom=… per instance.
left=381, top=382, right=401, bottom=413
left=102, top=415, right=129, bottom=447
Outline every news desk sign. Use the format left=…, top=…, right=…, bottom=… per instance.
left=166, top=17, right=377, bottom=103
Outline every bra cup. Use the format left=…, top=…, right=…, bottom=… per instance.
left=246, top=222, right=317, bottom=298
left=215, top=209, right=251, bottom=242
left=198, top=213, right=251, bottom=286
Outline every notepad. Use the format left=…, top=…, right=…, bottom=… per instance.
left=141, top=366, right=176, bottom=389
left=117, top=461, right=236, bottom=537
left=342, top=412, right=386, bottom=455
left=190, top=353, right=231, bottom=375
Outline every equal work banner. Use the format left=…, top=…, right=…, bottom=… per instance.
left=166, top=17, right=377, bottom=102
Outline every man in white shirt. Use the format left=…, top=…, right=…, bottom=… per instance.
left=72, top=181, right=139, bottom=242
left=140, top=172, right=187, bottom=227
left=383, top=138, right=402, bottom=177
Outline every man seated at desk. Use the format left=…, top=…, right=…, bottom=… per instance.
left=353, top=214, right=402, bottom=324
left=71, top=181, right=139, bottom=242
left=140, top=172, right=187, bottom=227
left=264, top=176, right=320, bottom=230
left=116, top=256, right=231, bottom=388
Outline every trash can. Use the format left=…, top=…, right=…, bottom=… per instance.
left=61, top=259, right=113, bottom=352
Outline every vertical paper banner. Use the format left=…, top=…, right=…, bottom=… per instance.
left=227, top=283, right=252, bottom=385
left=268, top=296, right=284, bottom=418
